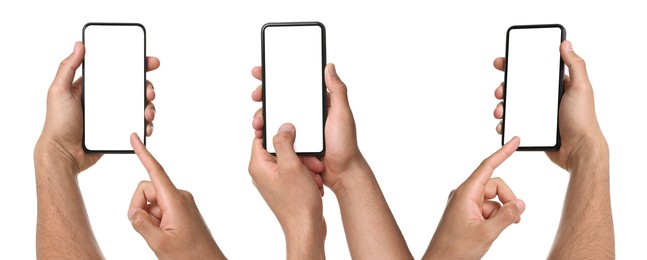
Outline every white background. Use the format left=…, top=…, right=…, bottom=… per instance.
left=84, top=24, right=145, bottom=151
left=504, top=27, right=561, bottom=147
left=264, top=25, right=324, bottom=153
left=0, top=1, right=644, bottom=259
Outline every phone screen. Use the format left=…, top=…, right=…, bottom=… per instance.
left=83, top=23, right=146, bottom=153
left=503, top=25, right=565, bottom=150
left=262, top=22, right=326, bottom=154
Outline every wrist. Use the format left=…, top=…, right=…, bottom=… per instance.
left=328, top=154, right=373, bottom=195
left=424, top=237, right=482, bottom=260
left=283, top=217, right=325, bottom=259
left=159, top=243, right=225, bottom=260
left=567, top=135, right=609, bottom=173
left=34, top=138, right=80, bottom=177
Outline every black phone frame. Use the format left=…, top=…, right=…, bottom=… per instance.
left=261, top=21, right=327, bottom=156
left=82, top=22, right=147, bottom=154
left=502, top=24, right=566, bottom=151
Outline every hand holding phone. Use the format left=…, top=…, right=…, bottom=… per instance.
left=502, top=24, right=566, bottom=150
left=261, top=22, right=327, bottom=155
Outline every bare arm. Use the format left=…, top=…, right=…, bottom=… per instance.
left=546, top=41, right=614, bottom=258
left=321, top=64, right=411, bottom=258
left=331, top=159, right=412, bottom=259
left=35, top=143, right=103, bottom=259
left=548, top=141, right=613, bottom=259
left=284, top=223, right=325, bottom=260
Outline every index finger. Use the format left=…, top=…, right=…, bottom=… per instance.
left=130, top=133, right=177, bottom=193
left=465, top=136, right=520, bottom=186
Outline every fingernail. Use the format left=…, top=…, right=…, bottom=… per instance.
left=72, top=42, right=79, bottom=54
left=329, top=63, right=337, bottom=77
left=278, top=123, right=293, bottom=133
left=505, top=136, right=520, bottom=145
left=565, top=41, right=573, bottom=52
left=128, top=208, right=137, bottom=220
left=514, top=200, right=525, bottom=213
left=149, top=123, right=154, bottom=129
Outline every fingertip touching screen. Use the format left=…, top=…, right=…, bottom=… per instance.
left=83, top=23, right=145, bottom=153
left=262, top=22, right=326, bottom=155
left=503, top=25, right=565, bottom=150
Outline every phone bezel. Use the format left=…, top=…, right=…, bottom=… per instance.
left=82, top=22, right=147, bottom=154
left=261, top=21, right=327, bottom=156
left=502, top=24, right=566, bottom=151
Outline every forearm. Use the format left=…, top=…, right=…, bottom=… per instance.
left=284, top=219, right=325, bottom=260
left=549, top=141, right=614, bottom=259
left=34, top=144, right=103, bottom=259
left=333, top=158, right=412, bottom=259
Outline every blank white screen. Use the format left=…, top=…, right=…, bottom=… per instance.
left=504, top=27, right=562, bottom=147
left=264, top=25, right=324, bottom=153
left=84, top=25, right=145, bottom=151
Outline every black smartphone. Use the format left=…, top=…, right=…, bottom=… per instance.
left=82, top=23, right=146, bottom=153
left=502, top=24, right=566, bottom=151
left=261, top=22, right=327, bottom=155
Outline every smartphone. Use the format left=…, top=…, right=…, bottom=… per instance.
left=261, top=22, right=326, bottom=155
left=502, top=24, right=565, bottom=151
left=83, top=23, right=146, bottom=153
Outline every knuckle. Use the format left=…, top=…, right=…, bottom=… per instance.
left=573, top=56, right=587, bottom=68
left=337, top=82, right=348, bottom=92
left=180, top=190, right=195, bottom=201
left=147, top=165, right=165, bottom=176
left=137, top=180, right=151, bottom=189
left=248, top=164, right=257, bottom=178
left=453, top=186, right=465, bottom=196
left=478, top=158, right=490, bottom=170
left=58, top=59, right=71, bottom=70
left=447, top=189, right=456, bottom=201
left=130, top=211, right=146, bottom=230
left=502, top=205, right=519, bottom=223
left=272, top=133, right=288, bottom=146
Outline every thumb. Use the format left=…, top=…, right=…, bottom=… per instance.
left=272, top=123, right=300, bottom=164
left=51, top=41, right=84, bottom=90
left=324, top=63, right=351, bottom=111
left=560, top=40, right=591, bottom=90
left=486, top=199, right=525, bottom=235
left=128, top=208, right=162, bottom=243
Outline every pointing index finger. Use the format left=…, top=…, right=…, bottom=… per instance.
left=130, top=133, right=177, bottom=194
left=466, top=136, right=520, bottom=186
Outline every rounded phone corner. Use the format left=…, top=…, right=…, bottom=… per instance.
left=82, top=142, right=94, bottom=153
